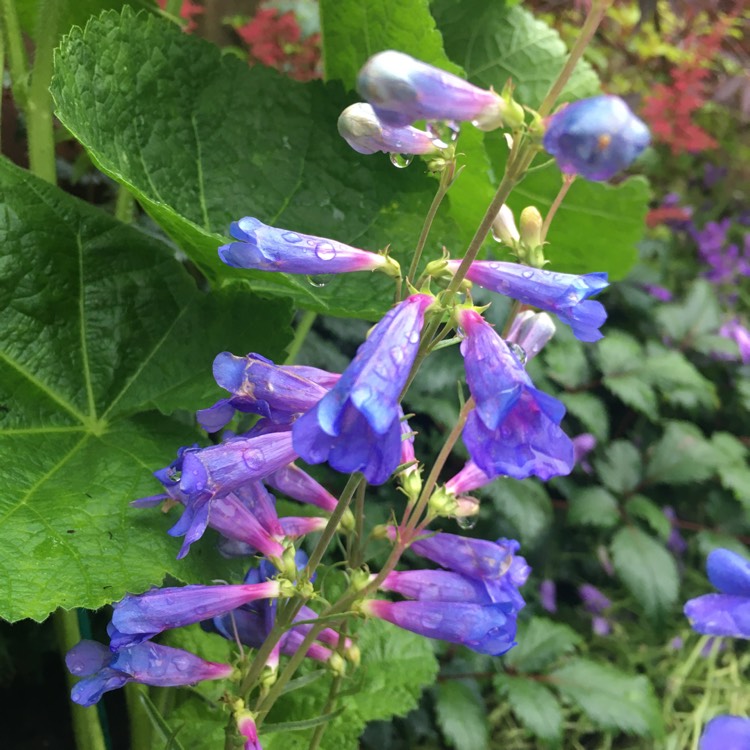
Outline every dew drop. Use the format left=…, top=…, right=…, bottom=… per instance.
left=306, top=275, right=330, bottom=288
left=314, top=242, right=337, bottom=261
left=282, top=232, right=302, bottom=244
left=521, top=269, right=534, bottom=279
left=506, top=341, right=527, bottom=366
left=389, top=153, right=413, bottom=168
left=408, top=331, right=420, bottom=344
left=456, top=515, right=478, bottom=530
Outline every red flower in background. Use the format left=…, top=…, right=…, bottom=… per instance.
left=157, top=0, right=203, bottom=33
left=236, top=8, right=321, bottom=82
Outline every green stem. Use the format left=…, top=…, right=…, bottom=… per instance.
left=307, top=674, right=343, bottom=750
left=165, top=0, right=184, bottom=17
left=284, top=310, right=317, bottom=366
left=54, top=610, right=107, bottom=750
left=540, top=175, right=575, bottom=244
left=124, top=684, right=153, bottom=750
left=26, top=0, right=59, bottom=183
left=0, top=0, right=29, bottom=110
left=406, top=162, right=455, bottom=288
left=537, top=0, right=611, bottom=119
left=114, top=187, right=136, bottom=224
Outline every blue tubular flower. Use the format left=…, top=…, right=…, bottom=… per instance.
left=357, top=50, right=506, bottom=130
left=699, top=716, right=750, bottom=750
left=197, top=353, right=330, bottom=432
left=362, top=599, right=517, bottom=655
left=108, top=581, right=281, bottom=649
left=684, top=549, right=750, bottom=638
left=457, top=309, right=574, bottom=480
left=66, top=640, right=233, bottom=706
left=219, top=217, right=399, bottom=277
left=542, top=95, right=650, bottom=181
left=338, top=102, right=447, bottom=155
left=447, top=260, right=608, bottom=342
left=180, top=431, right=297, bottom=502
left=292, top=294, right=433, bottom=485
left=264, top=463, right=338, bottom=512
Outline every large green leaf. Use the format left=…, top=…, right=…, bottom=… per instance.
left=504, top=617, right=581, bottom=674
left=51, top=8, right=462, bottom=320
left=0, top=157, right=292, bottom=621
left=434, top=0, right=649, bottom=279
left=494, top=675, right=563, bottom=743
left=435, top=680, right=489, bottom=750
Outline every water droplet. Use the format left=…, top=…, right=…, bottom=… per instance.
left=315, top=242, right=337, bottom=261
left=389, top=153, right=413, bottom=168
left=489, top=262, right=500, bottom=270
left=446, top=120, right=461, bottom=142
left=522, top=269, right=534, bottom=279
left=507, top=342, right=527, bottom=365
left=408, top=331, right=420, bottom=345
left=390, top=346, right=406, bottom=366
left=426, top=120, right=461, bottom=143
left=282, top=232, right=302, bottom=243
left=456, top=515, right=478, bottom=530
left=306, top=275, right=330, bottom=288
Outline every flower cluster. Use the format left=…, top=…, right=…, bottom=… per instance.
left=64, top=48, right=647, bottom=748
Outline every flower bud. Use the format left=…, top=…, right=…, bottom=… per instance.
left=338, top=102, right=447, bottom=156
left=357, top=50, right=506, bottom=130
left=519, top=206, right=543, bottom=252
left=427, top=486, right=458, bottom=518
left=491, top=204, right=520, bottom=246
left=505, top=311, right=556, bottom=361
left=543, top=95, right=650, bottom=181
left=328, top=652, right=346, bottom=677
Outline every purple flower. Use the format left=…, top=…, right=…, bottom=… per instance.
left=66, top=640, right=232, bottom=706
left=197, top=353, right=330, bottom=432
left=338, top=102, right=447, bottom=155
left=579, top=583, right=613, bottom=636
left=505, top=311, right=557, bottom=361
left=719, top=319, right=750, bottom=363
left=357, top=50, right=506, bottom=130
left=457, top=309, right=574, bottom=481
left=108, top=581, right=280, bottom=649
left=264, top=463, right=338, bottom=512
left=237, top=713, right=263, bottom=750
left=219, top=217, right=399, bottom=276
left=699, top=716, right=750, bottom=750
left=572, top=433, right=596, bottom=473
left=664, top=506, right=687, bottom=557
left=449, top=261, right=608, bottom=342
left=542, top=95, right=650, bottom=181
left=370, top=531, right=528, bottom=654
left=540, top=579, right=557, bottom=613
left=293, top=294, right=433, bottom=484
left=642, top=283, right=673, bottom=302
left=444, top=461, right=492, bottom=495
left=684, top=548, right=750, bottom=638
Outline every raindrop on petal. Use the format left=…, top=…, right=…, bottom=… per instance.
left=389, top=153, right=413, bottom=168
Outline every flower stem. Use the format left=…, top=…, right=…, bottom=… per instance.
left=0, top=0, right=30, bottom=110
left=537, top=0, right=611, bottom=119
left=26, top=0, right=59, bottom=183
left=540, top=174, right=575, bottom=244
left=284, top=310, right=317, bottom=366
left=54, top=610, right=108, bottom=750
left=406, top=161, right=455, bottom=289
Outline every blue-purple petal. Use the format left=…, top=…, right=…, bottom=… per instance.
left=707, top=549, right=750, bottom=597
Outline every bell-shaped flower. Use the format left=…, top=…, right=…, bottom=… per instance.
left=66, top=640, right=233, bottom=706
left=367, top=531, right=528, bottom=655
left=542, top=95, right=650, bottom=181
left=219, top=217, right=400, bottom=277
left=447, top=260, right=608, bottom=342
left=293, top=294, right=433, bottom=484
left=197, top=353, right=330, bottom=432
left=699, top=716, right=750, bottom=750
left=108, top=581, right=281, bottom=649
left=237, top=712, right=263, bottom=750
left=457, top=309, right=574, bottom=480
left=264, top=463, right=338, bottom=513
left=357, top=50, right=506, bottom=130
left=444, top=461, right=492, bottom=495
left=338, top=102, right=447, bottom=155
left=684, top=548, right=750, bottom=638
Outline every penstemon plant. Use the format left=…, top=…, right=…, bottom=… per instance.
left=16, top=1, right=740, bottom=749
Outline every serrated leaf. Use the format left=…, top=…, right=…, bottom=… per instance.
left=0, top=157, right=290, bottom=621
left=656, top=281, right=723, bottom=344
left=435, top=680, right=489, bottom=750
left=51, top=8, right=461, bottom=320
left=625, top=495, right=670, bottom=540
left=602, top=374, right=659, bottom=417
left=710, top=432, right=750, bottom=507
left=504, top=618, right=581, bottom=674
left=595, top=331, right=643, bottom=374
left=494, top=675, right=562, bottom=742
left=549, top=658, right=663, bottom=736
left=646, top=421, right=717, bottom=485
left=568, top=487, right=620, bottom=528
left=544, top=338, right=591, bottom=390
left=482, top=477, right=552, bottom=543
left=641, top=346, right=717, bottom=410
left=434, top=1, right=648, bottom=280
left=611, top=527, right=678, bottom=618
left=594, top=441, right=641, bottom=495
left=559, top=392, right=609, bottom=441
